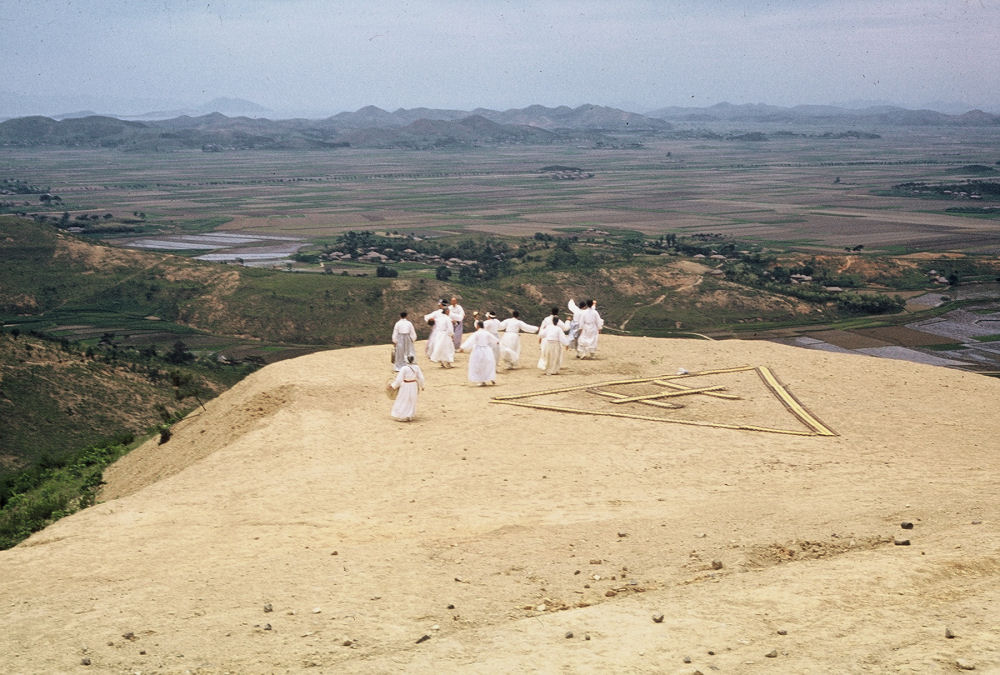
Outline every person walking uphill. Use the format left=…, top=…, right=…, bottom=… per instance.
left=391, top=311, right=417, bottom=372
left=389, top=355, right=424, bottom=421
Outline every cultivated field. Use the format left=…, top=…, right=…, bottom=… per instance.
left=5, top=126, right=1000, bottom=255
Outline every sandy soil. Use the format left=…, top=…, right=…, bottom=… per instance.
left=2, top=335, right=998, bottom=674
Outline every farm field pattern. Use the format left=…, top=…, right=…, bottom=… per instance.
left=5, top=126, right=1000, bottom=254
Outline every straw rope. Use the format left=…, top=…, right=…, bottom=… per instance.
left=589, top=388, right=684, bottom=409
left=490, top=365, right=837, bottom=437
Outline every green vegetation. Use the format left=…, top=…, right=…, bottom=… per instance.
left=891, top=179, right=1000, bottom=201
left=0, top=434, right=135, bottom=549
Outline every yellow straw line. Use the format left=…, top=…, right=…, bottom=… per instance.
left=590, top=389, right=684, bottom=409
left=755, top=366, right=837, bottom=436
left=489, top=365, right=837, bottom=437
left=608, top=385, right=727, bottom=403
left=491, top=366, right=757, bottom=401
left=492, top=399, right=820, bottom=436
left=653, top=379, right=741, bottom=400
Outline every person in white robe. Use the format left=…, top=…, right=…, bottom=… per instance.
left=567, top=298, right=590, bottom=355
left=449, top=297, right=466, bottom=349
left=538, top=306, right=561, bottom=333
left=423, top=305, right=455, bottom=367
left=390, top=355, right=425, bottom=421
left=482, top=312, right=502, bottom=364
left=576, top=299, right=604, bottom=359
left=538, top=316, right=572, bottom=375
left=497, top=310, right=538, bottom=369
left=391, top=311, right=417, bottom=371
left=459, top=320, right=500, bottom=385
left=536, top=307, right=568, bottom=371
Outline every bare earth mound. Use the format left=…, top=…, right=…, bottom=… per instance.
left=2, top=336, right=998, bottom=673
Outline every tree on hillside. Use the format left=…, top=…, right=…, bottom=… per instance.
left=165, top=340, right=194, bottom=364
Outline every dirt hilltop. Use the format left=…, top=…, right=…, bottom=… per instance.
left=2, top=335, right=998, bottom=674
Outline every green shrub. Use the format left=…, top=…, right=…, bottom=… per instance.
left=0, top=439, right=132, bottom=549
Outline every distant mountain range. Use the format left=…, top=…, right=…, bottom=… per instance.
left=645, top=102, right=1000, bottom=126
left=1, top=102, right=997, bottom=151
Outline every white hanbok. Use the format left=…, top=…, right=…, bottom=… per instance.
left=391, top=318, right=417, bottom=371
left=460, top=328, right=500, bottom=384
left=423, top=308, right=455, bottom=365
left=390, top=362, right=425, bottom=421
left=576, top=306, right=604, bottom=358
left=483, top=317, right=502, bottom=364
left=497, top=317, right=538, bottom=368
left=538, top=323, right=572, bottom=375
left=536, top=315, right=567, bottom=371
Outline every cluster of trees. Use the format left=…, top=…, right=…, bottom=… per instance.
left=1, top=178, right=49, bottom=195
left=721, top=256, right=904, bottom=314
left=893, top=179, right=1000, bottom=199
left=327, top=230, right=521, bottom=282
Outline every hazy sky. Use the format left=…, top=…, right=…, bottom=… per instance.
left=3, top=0, right=999, bottom=117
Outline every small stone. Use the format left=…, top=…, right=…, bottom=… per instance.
left=605, top=590, right=617, bottom=597
left=777, top=629, right=788, bottom=635
left=901, top=521, right=914, bottom=529
left=416, top=635, right=431, bottom=644
left=956, top=658, right=976, bottom=670
left=971, top=520, right=982, bottom=525
left=139, top=650, right=146, bottom=655
left=342, top=639, right=353, bottom=646
left=652, top=614, right=665, bottom=623
left=683, top=656, right=692, bottom=663
left=565, top=631, right=574, bottom=639
left=263, top=603, right=272, bottom=613
left=81, top=658, right=92, bottom=666
left=331, top=550, right=338, bottom=555
left=711, top=560, right=723, bottom=570
left=584, top=633, right=591, bottom=640
left=431, top=624, right=440, bottom=631
left=945, top=627, right=956, bottom=639
left=618, top=532, right=628, bottom=537
left=264, top=623, right=272, bottom=631
left=894, top=538, right=911, bottom=546
left=707, top=650, right=715, bottom=655
left=447, top=604, right=455, bottom=609
left=765, top=649, right=778, bottom=658
left=312, top=607, right=322, bottom=614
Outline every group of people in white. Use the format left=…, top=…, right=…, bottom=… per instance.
left=388, top=296, right=604, bottom=421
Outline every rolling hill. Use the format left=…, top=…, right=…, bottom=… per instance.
left=0, top=336, right=997, bottom=671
